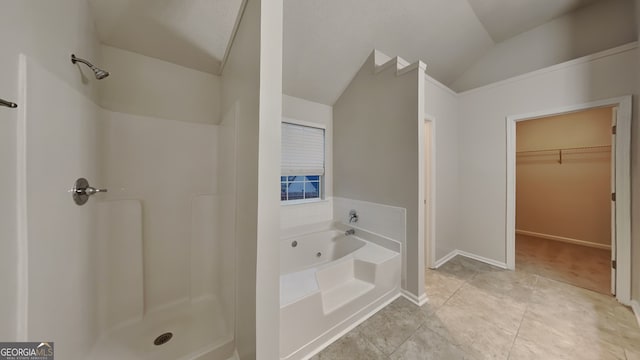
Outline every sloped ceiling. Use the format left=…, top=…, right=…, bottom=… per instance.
left=467, top=0, right=600, bottom=42
left=283, top=0, right=495, bottom=105
left=89, top=0, right=243, bottom=74
left=89, top=0, right=616, bottom=104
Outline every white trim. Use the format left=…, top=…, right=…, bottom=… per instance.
left=423, top=116, right=437, bottom=269
left=516, top=230, right=611, bottom=250
left=631, top=300, right=640, bottom=328
left=433, top=249, right=507, bottom=270
left=280, top=197, right=327, bottom=206
left=374, top=56, right=401, bottom=74
left=282, top=117, right=327, bottom=130
left=424, top=74, right=458, bottom=97
left=397, top=61, right=427, bottom=76
left=506, top=96, right=632, bottom=304
left=16, top=54, right=29, bottom=341
left=434, top=250, right=458, bottom=269
left=296, top=292, right=401, bottom=360
left=456, top=250, right=508, bottom=269
left=458, top=42, right=638, bottom=97
left=281, top=197, right=331, bottom=206
left=218, top=0, right=248, bottom=74
left=401, top=289, right=428, bottom=306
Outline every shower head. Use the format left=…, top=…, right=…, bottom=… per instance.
left=71, top=54, right=110, bottom=80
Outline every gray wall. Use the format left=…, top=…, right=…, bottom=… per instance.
left=334, top=53, right=425, bottom=297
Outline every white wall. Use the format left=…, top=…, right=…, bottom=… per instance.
left=456, top=44, right=638, bottom=265
left=281, top=94, right=333, bottom=228
left=101, top=110, right=218, bottom=312
left=255, top=0, right=283, bottom=356
left=0, top=0, right=101, bottom=342
left=220, top=0, right=283, bottom=357
left=333, top=53, right=426, bottom=299
left=634, top=0, right=640, bottom=304
left=424, top=76, right=460, bottom=261
left=218, top=105, right=239, bottom=332
left=99, top=45, right=222, bottom=124
left=451, top=0, right=637, bottom=92
left=20, top=55, right=102, bottom=359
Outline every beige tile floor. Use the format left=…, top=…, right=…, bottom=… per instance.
left=311, top=256, right=640, bottom=360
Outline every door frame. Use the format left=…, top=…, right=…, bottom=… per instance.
left=505, top=95, right=632, bottom=304
left=423, top=115, right=436, bottom=269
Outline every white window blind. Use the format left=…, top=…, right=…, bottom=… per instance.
left=281, top=122, right=325, bottom=175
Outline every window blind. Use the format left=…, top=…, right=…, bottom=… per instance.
left=281, top=122, right=325, bottom=175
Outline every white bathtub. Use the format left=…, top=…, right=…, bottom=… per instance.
left=279, top=224, right=400, bottom=360
left=280, top=230, right=366, bottom=274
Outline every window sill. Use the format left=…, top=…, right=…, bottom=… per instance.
left=280, top=198, right=330, bottom=206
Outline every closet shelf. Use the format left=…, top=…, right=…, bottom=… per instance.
left=516, top=145, right=611, bottom=164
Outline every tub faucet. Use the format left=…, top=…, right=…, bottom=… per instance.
left=345, top=228, right=355, bottom=236
left=348, top=209, right=358, bottom=223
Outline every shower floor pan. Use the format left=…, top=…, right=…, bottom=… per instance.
left=89, top=297, right=235, bottom=360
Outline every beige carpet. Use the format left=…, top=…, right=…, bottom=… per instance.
left=516, top=234, right=611, bottom=295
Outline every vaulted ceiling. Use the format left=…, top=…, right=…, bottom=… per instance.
left=89, top=0, right=618, bottom=105
left=89, top=0, right=244, bottom=74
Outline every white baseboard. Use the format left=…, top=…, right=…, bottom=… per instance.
left=433, top=249, right=507, bottom=270
left=631, top=300, right=640, bottom=328
left=401, top=289, right=428, bottom=306
left=434, top=250, right=458, bottom=268
left=516, top=229, right=611, bottom=250
left=456, top=250, right=508, bottom=269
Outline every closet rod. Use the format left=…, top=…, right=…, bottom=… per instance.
left=516, top=145, right=611, bottom=154
left=516, top=145, right=611, bottom=164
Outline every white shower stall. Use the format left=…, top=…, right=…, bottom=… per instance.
left=16, top=49, right=237, bottom=359
left=3, top=1, right=284, bottom=359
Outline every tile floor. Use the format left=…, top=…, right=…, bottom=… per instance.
left=516, top=234, right=611, bottom=295
left=311, top=255, right=640, bottom=360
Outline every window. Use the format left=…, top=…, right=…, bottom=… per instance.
left=281, top=122, right=325, bottom=202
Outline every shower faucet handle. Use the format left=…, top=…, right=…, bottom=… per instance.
left=348, top=209, right=358, bottom=223
left=82, top=186, right=107, bottom=196
left=71, top=177, right=107, bottom=206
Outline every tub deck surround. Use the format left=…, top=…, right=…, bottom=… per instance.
left=280, top=223, right=401, bottom=360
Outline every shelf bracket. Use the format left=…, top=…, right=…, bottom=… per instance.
left=558, top=149, right=563, bottom=164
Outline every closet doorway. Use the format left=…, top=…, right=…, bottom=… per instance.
left=505, top=96, right=632, bottom=303
left=515, top=107, right=613, bottom=294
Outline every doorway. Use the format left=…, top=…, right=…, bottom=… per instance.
left=514, top=107, right=613, bottom=295
left=505, top=96, right=632, bottom=304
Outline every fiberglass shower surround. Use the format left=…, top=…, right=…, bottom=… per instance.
left=16, top=48, right=236, bottom=360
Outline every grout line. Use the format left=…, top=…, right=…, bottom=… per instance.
left=507, top=275, right=539, bottom=360
left=386, top=322, right=424, bottom=359
left=361, top=333, right=391, bottom=359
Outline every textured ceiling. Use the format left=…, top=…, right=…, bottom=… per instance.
left=89, top=0, right=243, bottom=74
left=467, top=0, right=600, bottom=42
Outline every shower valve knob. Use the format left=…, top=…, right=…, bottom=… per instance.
left=71, top=177, right=107, bottom=206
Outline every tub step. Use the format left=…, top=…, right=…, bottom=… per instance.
left=322, top=279, right=374, bottom=314
left=280, top=268, right=319, bottom=307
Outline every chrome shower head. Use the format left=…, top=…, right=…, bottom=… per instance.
left=71, top=54, right=110, bottom=80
